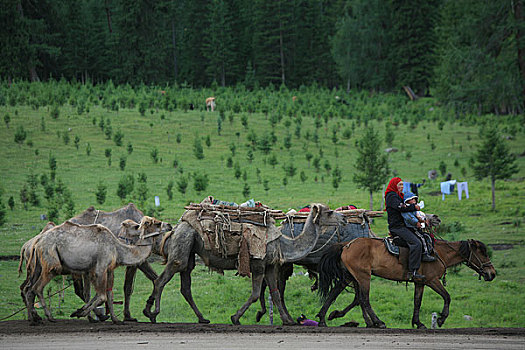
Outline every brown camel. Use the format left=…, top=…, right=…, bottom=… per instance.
left=68, top=203, right=165, bottom=322
left=22, top=216, right=166, bottom=325
left=143, top=203, right=345, bottom=325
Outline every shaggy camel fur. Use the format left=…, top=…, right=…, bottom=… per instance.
left=22, top=216, right=165, bottom=325
left=143, top=204, right=345, bottom=325
left=68, top=203, right=166, bottom=322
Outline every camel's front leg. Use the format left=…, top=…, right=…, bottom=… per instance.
left=123, top=266, right=138, bottom=322
left=179, top=254, right=210, bottom=324
left=105, top=271, right=122, bottom=324
left=412, top=283, right=426, bottom=329
left=264, top=265, right=294, bottom=325
left=427, top=279, right=451, bottom=327
left=143, top=262, right=179, bottom=323
left=255, top=280, right=267, bottom=322
left=231, top=261, right=265, bottom=325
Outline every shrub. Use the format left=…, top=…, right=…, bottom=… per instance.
left=193, top=172, right=209, bottom=193
left=14, top=125, right=26, bottom=145
left=95, top=182, right=107, bottom=205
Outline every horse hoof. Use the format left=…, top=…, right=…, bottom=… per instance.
left=98, top=314, right=110, bottom=322
left=142, top=309, right=156, bottom=323
left=48, top=317, right=57, bottom=323
left=328, top=310, right=343, bottom=320
left=318, top=321, right=327, bottom=327
left=87, top=316, right=99, bottom=323
left=198, top=318, right=210, bottom=324
left=124, top=316, right=138, bottom=322
left=230, top=316, right=241, bottom=325
left=375, top=322, right=387, bottom=329
left=417, top=323, right=427, bottom=330
left=112, top=319, right=124, bottom=325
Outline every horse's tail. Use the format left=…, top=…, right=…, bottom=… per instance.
left=318, top=243, right=351, bottom=303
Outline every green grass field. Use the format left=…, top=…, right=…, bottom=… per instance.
left=0, top=84, right=524, bottom=328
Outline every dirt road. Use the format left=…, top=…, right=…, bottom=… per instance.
left=1, top=320, right=524, bottom=349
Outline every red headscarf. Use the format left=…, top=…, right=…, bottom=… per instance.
left=384, top=177, right=404, bottom=200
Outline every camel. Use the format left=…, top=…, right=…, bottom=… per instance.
left=255, top=211, right=376, bottom=323
left=22, top=216, right=166, bottom=325
left=206, top=97, right=216, bottom=111
left=142, top=203, right=346, bottom=325
left=68, top=203, right=162, bottom=321
left=18, top=222, right=56, bottom=309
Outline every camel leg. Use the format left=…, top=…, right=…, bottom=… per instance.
left=256, top=263, right=292, bottom=323
left=412, top=283, right=426, bottom=329
left=74, top=274, right=107, bottom=323
left=71, top=268, right=108, bottom=319
left=427, top=279, right=451, bottom=327
left=105, top=271, right=122, bottom=324
left=264, top=264, right=294, bottom=325
left=230, top=261, right=265, bottom=325
left=256, top=280, right=268, bottom=322
left=143, top=261, right=180, bottom=323
left=26, top=263, right=56, bottom=324
left=316, top=280, right=347, bottom=327
left=179, top=254, right=210, bottom=324
left=123, top=266, right=138, bottom=322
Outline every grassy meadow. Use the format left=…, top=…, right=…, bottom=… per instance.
left=0, top=82, right=524, bottom=328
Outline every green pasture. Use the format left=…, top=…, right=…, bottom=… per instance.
left=0, top=82, right=524, bottom=328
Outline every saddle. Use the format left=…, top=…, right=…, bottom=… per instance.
left=384, top=236, right=409, bottom=263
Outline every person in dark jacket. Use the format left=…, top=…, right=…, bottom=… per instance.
left=384, top=177, right=425, bottom=281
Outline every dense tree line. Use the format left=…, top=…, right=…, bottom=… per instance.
left=1, top=0, right=523, bottom=114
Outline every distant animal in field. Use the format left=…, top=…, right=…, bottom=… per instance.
left=206, top=97, right=216, bottom=112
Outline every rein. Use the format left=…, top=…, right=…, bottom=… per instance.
left=439, top=239, right=493, bottom=280
left=463, top=240, right=494, bottom=280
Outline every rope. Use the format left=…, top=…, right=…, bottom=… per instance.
left=0, top=282, right=73, bottom=321
left=93, top=210, right=100, bottom=224
left=308, top=225, right=340, bottom=255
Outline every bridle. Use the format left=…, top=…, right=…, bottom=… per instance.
left=462, top=240, right=494, bottom=280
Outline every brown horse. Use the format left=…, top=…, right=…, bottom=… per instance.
left=318, top=238, right=496, bottom=328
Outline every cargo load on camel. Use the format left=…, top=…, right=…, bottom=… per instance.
left=181, top=196, right=284, bottom=276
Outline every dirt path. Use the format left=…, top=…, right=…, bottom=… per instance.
left=1, top=320, right=524, bottom=349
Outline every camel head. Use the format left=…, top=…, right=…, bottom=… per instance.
left=118, top=217, right=173, bottom=244
left=310, top=203, right=345, bottom=227
left=138, top=216, right=173, bottom=239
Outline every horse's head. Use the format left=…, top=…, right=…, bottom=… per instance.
left=460, top=240, right=496, bottom=281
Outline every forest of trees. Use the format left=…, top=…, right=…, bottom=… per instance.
left=1, top=0, right=524, bottom=114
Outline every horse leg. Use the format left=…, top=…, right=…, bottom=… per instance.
left=230, top=261, right=265, bottom=325
left=316, top=280, right=347, bottom=327
left=327, top=287, right=360, bottom=321
left=143, top=261, right=180, bottom=323
left=357, top=280, right=385, bottom=328
left=412, top=283, right=426, bottom=329
left=179, top=254, right=210, bottom=324
left=427, top=279, right=451, bottom=327
left=264, top=264, right=294, bottom=325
